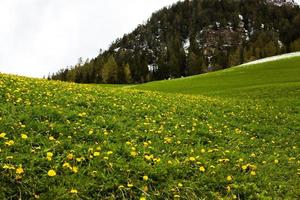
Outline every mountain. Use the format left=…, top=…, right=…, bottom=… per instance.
left=268, top=0, right=297, bottom=6
left=51, top=0, right=300, bottom=84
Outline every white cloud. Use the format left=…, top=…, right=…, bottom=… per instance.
left=0, top=0, right=299, bottom=78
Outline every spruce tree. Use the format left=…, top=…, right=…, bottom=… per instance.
left=102, top=55, right=119, bottom=83
left=124, top=63, right=133, bottom=83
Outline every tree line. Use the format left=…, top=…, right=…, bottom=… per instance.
left=50, top=0, right=300, bottom=84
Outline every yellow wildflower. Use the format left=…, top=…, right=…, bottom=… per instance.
left=70, top=189, right=78, bottom=194
left=67, top=153, right=74, bottom=160
left=63, top=162, right=71, bottom=169
left=127, top=183, right=133, bottom=188
left=5, top=140, right=14, bottom=146
left=3, top=164, right=15, bottom=169
left=47, top=152, right=53, bottom=157
left=93, top=152, right=100, bottom=157
left=0, top=132, right=6, bottom=138
left=242, top=165, right=248, bottom=170
left=21, top=134, right=28, bottom=139
left=47, top=169, right=56, bottom=177
left=130, top=151, right=137, bottom=157
left=76, top=157, right=84, bottom=162
left=143, top=175, right=149, bottom=181
left=189, top=157, right=196, bottom=161
left=227, top=176, right=232, bottom=181
left=227, top=185, right=231, bottom=192
left=250, top=171, right=256, bottom=176
left=16, top=167, right=24, bottom=174
left=199, top=166, right=205, bottom=172
left=48, top=136, right=55, bottom=141
left=144, top=155, right=151, bottom=160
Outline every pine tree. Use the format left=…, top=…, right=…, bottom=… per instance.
left=187, top=52, right=203, bottom=75
left=228, top=47, right=242, bottom=67
left=290, top=38, right=300, bottom=51
left=264, top=41, right=277, bottom=57
left=102, top=56, right=119, bottom=83
left=124, top=63, right=133, bottom=83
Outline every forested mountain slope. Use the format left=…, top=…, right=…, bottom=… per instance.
left=51, top=0, right=300, bottom=84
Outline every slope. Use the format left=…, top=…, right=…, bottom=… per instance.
left=0, top=57, right=299, bottom=199
left=134, top=53, right=300, bottom=98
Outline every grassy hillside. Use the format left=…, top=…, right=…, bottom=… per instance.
left=0, top=56, right=299, bottom=199
left=135, top=56, right=300, bottom=98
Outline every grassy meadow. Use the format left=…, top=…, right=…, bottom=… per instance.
left=0, top=57, right=299, bottom=199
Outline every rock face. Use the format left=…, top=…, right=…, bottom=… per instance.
left=51, top=0, right=300, bottom=84
left=267, top=0, right=297, bottom=6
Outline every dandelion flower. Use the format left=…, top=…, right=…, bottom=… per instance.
left=189, top=157, right=196, bottom=161
left=16, top=167, right=24, bottom=174
left=47, top=169, right=56, bottom=177
left=67, top=153, right=74, bottom=160
left=48, top=136, right=55, bottom=141
left=70, top=189, right=78, bottom=194
left=227, top=185, right=231, bottom=192
left=63, top=162, right=71, bottom=169
left=250, top=171, right=256, bottom=176
left=0, top=132, right=6, bottom=138
left=21, top=134, right=28, bottom=139
left=199, top=166, right=205, bottom=172
left=72, top=166, right=78, bottom=173
left=140, top=197, right=146, bottom=200
left=242, top=165, right=248, bottom=170
left=227, top=176, right=232, bottom=181
left=5, top=140, right=14, bottom=146
left=47, top=152, right=53, bottom=157
left=127, top=183, right=133, bottom=188
left=130, top=151, right=137, bottom=157
left=274, top=159, right=279, bottom=164
left=93, top=152, right=100, bottom=157
left=141, top=175, right=148, bottom=181
left=3, top=164, right=15, bottom=169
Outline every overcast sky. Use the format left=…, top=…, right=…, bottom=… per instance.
left=0, top=0, right=299, bottom=78
left=0, top=0, right=180, bottom=78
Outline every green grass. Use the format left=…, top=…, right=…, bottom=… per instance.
left=134, top=56, right=300, bottom=98
left=0, top=56, right=299, bottom=199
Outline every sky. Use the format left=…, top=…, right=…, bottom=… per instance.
left=0, top=0, right=180, bottom=78
left=0, top=0, right=299, bottom=78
